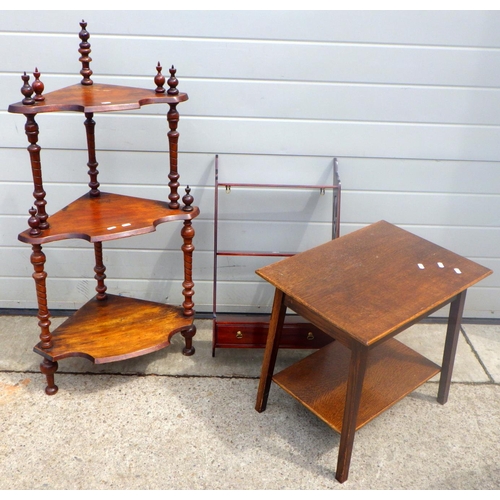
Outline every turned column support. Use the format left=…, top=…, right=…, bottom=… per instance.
left=181, top=220, right=195, bottom=318
left=24, top=113, right=49, bottom=230
left=31, top=244, right=52, bottom=349
left=31, top=244, right=59, bottom=394
left=167, top=103, right=180, bottom=209
left=84, top=112, right=100, bottom=197
left=93, top=242, right=108, bottom=300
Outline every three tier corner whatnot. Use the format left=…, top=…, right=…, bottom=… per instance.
left=8, top=21, right=198, bottom=395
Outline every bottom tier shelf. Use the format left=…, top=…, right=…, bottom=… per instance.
left=34, top=294, right=194, bottom=364
left=272, top=338, right=440, bottom=433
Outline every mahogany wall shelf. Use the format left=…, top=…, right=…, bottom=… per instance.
left=8, top=21, right=198, bottom=395
left=212, top=154, right=341, bottom=355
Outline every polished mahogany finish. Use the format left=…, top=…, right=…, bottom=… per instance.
left=9, top=82, right=188, bottom=115
left=255, top=220, right=492, bottom=483
left=8, top=21, right=198, bottom=394
left=18, top=192, right=199, bottom=245
left=33, top=294, right=195, bottom=364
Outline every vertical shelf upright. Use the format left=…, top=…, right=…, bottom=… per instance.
left=212, top=155, right=341, bottom=355
left=8, top=21, right=199, bottom=395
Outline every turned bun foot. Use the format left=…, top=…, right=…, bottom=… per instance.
left=44, top=384, right=59, bottom=396
left=40, top=358, right=59, bottom=395
left=182, top=345, right=195, bottom=356
left=181, top=324, right=196, bottom=356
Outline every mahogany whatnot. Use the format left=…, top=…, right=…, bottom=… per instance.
left=8, top=21, right=198, bottom=395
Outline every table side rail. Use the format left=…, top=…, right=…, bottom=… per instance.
left=284, top=293, right=462, bottom=349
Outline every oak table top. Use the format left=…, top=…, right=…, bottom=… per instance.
left=256, top=220, right=492, bottom=347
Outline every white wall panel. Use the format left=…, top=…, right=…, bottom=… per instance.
left=5, top=112, right=500, bottom=162
left=4, top=29, right=500, bottom=88
left=1, top=11, right=499, bottom=318
left=0, top=276, right=213, bottom=311
left=1, top=11, right=500, bottom=48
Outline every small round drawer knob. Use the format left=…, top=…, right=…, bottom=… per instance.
left=236, top=331, right=243, bottom=339
left=307, top=332, right=315, bottom=341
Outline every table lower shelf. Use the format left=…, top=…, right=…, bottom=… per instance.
left=272, top=337, right=440, bottom=433
left=34, top=294, right=194, bottom=364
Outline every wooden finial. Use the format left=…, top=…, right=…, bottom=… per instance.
left=21, top=72, right=35, bottom=105
left=154, top=62, right=166, bottom=93
left=78, top=20, right=93, bottom=85
left=167, top=65, right=179, bottom=96
left=182, top=186, right=194, bottom=212
left=28, top=207, right=41, bottom=236
left=32, top=68, right=45, bottom=101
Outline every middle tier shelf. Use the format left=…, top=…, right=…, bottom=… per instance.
left=34, top=294, right=193, bottom=363
left=18, top=192, right=200, bottom=244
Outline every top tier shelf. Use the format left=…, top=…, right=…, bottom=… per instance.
left=8, top=83, right=188, bottom=115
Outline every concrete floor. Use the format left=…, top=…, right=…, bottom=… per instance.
left=0, top=315, right=499, bottom=490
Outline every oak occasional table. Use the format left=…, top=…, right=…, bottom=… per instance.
left=255, top=220, right=492, bottom=483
